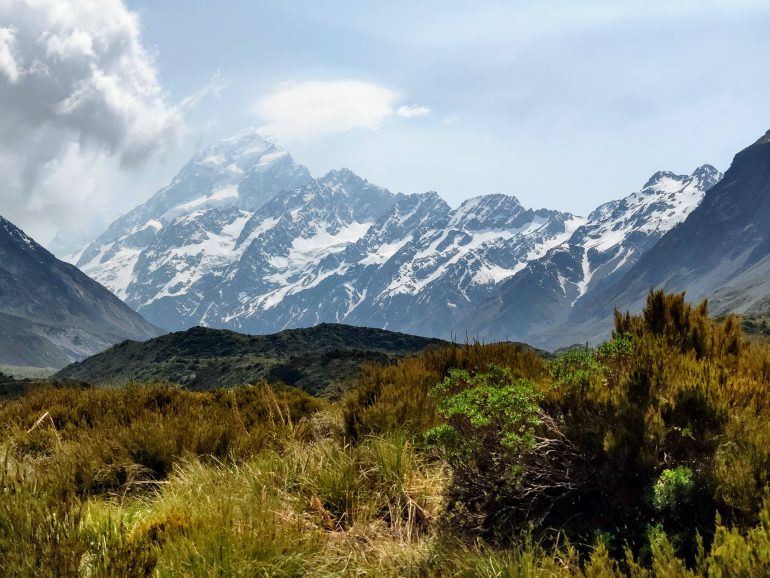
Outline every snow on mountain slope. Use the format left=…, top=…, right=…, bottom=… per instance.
left=342, top=195, right=582, bottom=336
left=78, top=128, right=721, bottom=344
left=77, top=130, right=311, bottom=299
left=217, top=192, right=581, bottom=337
left=77, top=129, right=582, bottom=336
left=566, top=130, right=770, bottom=347
left=564, top=164, right=721, bottom=300
left=466, top=165, right=722, bottom=343
left=106, top=166, right=394, bottom=331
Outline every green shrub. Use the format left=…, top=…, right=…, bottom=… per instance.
left=425, top=365, right=572, bottom=542
left=415, top=290, right=770, bottom=557
left=343, top=342, right=546, bottom=441
left=426, top=366, right=542, bottom=459
left=653, top=467, right=695, bottom=512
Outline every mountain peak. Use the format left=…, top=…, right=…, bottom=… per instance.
left=322, top=167, right=363, bottom=184
left=459, top=193, right=523, bottom=208
left=193, top=129, right=286, bottom=171
left=691, top=164, right=722, bottom=190
left=642, top=170, right=679, bottom=189
left=692, top=163, right=718, bottom=176
left=640, top=165, right=721, bottom=194
left=419, top=190, right=446, bottom=205
left=211, top=127, right=274, bottom=150
left=752, top=129, right=770, bottom=147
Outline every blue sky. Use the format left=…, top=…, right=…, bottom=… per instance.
left=126, top=0, right=770, bottom=213
left=2, top=1, right=770, bottom=241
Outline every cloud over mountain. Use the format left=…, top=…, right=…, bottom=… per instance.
left=0, top=0, right=187, bottom=240
left=253, top=80, right=430, bottom=142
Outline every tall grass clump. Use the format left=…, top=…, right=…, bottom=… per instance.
left=3, top=290, right=770, bottom=575
left=0, top=463, right=157, bottom=577
left=0, top=383, right=323, bottom=499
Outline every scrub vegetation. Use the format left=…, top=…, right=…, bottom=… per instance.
left=2, top=290, right=770, bottom=576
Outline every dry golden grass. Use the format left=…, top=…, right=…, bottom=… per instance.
left=3, top=293, right=770, bottom=575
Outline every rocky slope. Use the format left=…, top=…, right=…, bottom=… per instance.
left=562, top=129, right=770, bottom=346
left=0, top=216, right=161, bottom=367
left=468, top=165, right=721, bottom=344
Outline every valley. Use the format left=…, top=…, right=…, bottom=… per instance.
left=1, top=5, right=769, bottom=570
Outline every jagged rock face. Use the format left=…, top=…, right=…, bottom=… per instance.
left=0, top=216, right=161, bottom=367
left=134, top=168, right=396, bottom=331
left=566, top=130, right=770, bottom=344
left=78, top=128, right=726, bottom=345
left=466, top=165, right=722, bottom=344
left=340, top=195, right=582, bottom=337
left=231, top=192, right=581, bottom=337
left=77, top=131, right=582, bottom=336
left=77, top=130, right=312, bottom=300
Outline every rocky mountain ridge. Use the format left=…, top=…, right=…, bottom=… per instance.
left=0, top=215, right=162, bottom=367
left=73, top=129, right=731, bottom=346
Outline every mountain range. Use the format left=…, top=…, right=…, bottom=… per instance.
left=0, top=216, right=161, bottom=368
left=469, top=164, right=722, bottom=346
left=559, top=129, right=770, bottom=345
left=69, top=128, right=750, bottom=348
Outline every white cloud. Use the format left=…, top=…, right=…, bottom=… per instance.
left=253, top=80, right=429, bottom=142
left=0, top=26, right=21, bottom=83
left=397, top=104, right=431, bottom=118
left=0, top=0, right=201, bottom=241
left=25, top=143, right=113, bottom=217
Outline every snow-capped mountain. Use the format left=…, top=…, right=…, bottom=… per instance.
left=221, top=191, right=582, bottom=337
left=77, top=130, right=312, bottom=300
left=77, top=130, right=582, bottom=336
left=77, top=129, right=721, bottom=344
left=467, top=165, right=722, bottom=343
left=130, top=168, right=394, bottom=330
left=566, top=129, right=770, bottom=346
left=341, top=194, right=581, bottom=336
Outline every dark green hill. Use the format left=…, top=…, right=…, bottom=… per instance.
left=54, top=323, right=447, bottom=396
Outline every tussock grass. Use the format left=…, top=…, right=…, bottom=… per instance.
left=3, top=293, right=770, bottom=575
left=76, top=428, right=446, bottom=577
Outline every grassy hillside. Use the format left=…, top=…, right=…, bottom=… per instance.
left=0, top=364, right=57, bottom=379
left=0, top=312, right=72, bottom=368
left=742, top=313, right=770, bottom=342
left=54, top=323, right=446, bottom=397
left=4, top=292, right=770, bottom=576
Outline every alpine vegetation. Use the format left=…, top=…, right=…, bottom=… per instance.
left=4, top=292, right=770, bottom=575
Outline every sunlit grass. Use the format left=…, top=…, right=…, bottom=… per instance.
left=3, top=293, right=770, bottom=576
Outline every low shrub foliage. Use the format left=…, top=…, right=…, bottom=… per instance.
left=2, top=290, right=770, bottom=575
